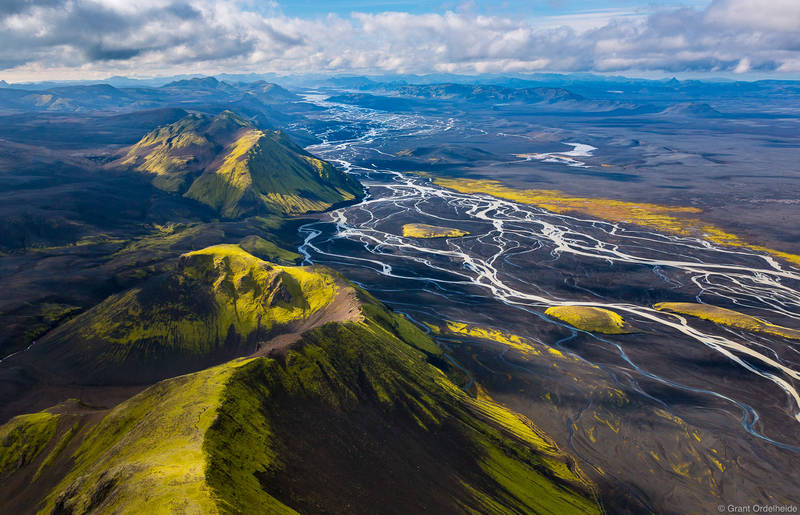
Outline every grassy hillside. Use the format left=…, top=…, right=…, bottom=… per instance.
left=33, top=244, right=349, bottom=384
left=119, top=113, right=228, bottom=192
left=4, top=286, right=600, bottom=514
left=119, top=110, right=363, bottom=217
left=0, top=411, right=59, bottom=477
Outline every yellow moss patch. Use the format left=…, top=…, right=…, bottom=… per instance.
left=654, top=302, right=800, bottom=340
left=402, top=223, right=470, bottom=238
left=545, top=306, right=635, bottom=334
left=423, top=322, right=441, bottom=334
left=592, top=409, right=621, bottom=433
left=445, top=321, right=541, bottom=355
left=433, top=177, right=800, bottom=267
left=263, top=191, right=332, bottom=214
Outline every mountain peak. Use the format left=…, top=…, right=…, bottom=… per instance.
left=239, top=81, right=300, bottom=103
left=118, top=111, right=363, bottom=216
left=178, top=243, right=274, bottom=279
left=31, top=244, right=351, bottom=384
left=206, top=109, right=252, bottom=137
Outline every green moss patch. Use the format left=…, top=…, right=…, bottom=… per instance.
left=0, top=411, right=59, bottom=477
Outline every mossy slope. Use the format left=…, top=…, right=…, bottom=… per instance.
left=0, top=411, right=59, bottom=478
left=6, top=282, right=601, bottom=514
left=39, top=359, right=257, bottom=514
left=204, top=307, right=599, bottom=514
left=119, top=112, right=227, bottom=192
left=35, top=244, right=343, bottom=384
left=119, top=110, right=363, bottom=217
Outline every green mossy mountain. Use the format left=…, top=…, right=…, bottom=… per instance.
left=1, top=250, right=601, bottom=513
left=33, top=244, right=350, bottom=384
left=119, top=111, right=363, bottom=217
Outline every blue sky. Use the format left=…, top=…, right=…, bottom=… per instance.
left=277, top=0, right=705, bottom=17
left=1, top=0, right=799, bottom=81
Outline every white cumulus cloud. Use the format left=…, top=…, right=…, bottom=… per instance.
left=0, top=0, right=799, bottom=79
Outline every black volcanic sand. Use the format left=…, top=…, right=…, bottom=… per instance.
left=354, top=105, right=800, bottom=256
left=304, top=199, right=800, bottom=513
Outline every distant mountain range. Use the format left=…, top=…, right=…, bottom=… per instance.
left=327, top=83, right=582, bottom=109
left=314, top=74, right=800, bottom=116
left=320, top=79, right=800, bottom=118
left=2, top=73, right=798, bottom=119
left=0, top=77, right=300, bottom=114
left=373, top=83, right=584, bottom=103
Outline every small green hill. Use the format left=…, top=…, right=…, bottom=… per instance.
left=118, top=111, right=363, bottom=217
left=33, top=244, right=351, bottom=384
left=4, top=281, right=601, bottom=514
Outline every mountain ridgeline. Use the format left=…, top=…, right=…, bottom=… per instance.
left=0, top=244, right=600, bottom=514
left=118, top=111, right=363, bottom=217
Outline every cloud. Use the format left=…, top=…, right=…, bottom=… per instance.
left=0, top=0, right=62, bottom=17
left=0, top=0, right=302, bottom=72
left=1, top=0, right=799, bottom=79
left=705, top=0, right=800, bottom=31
